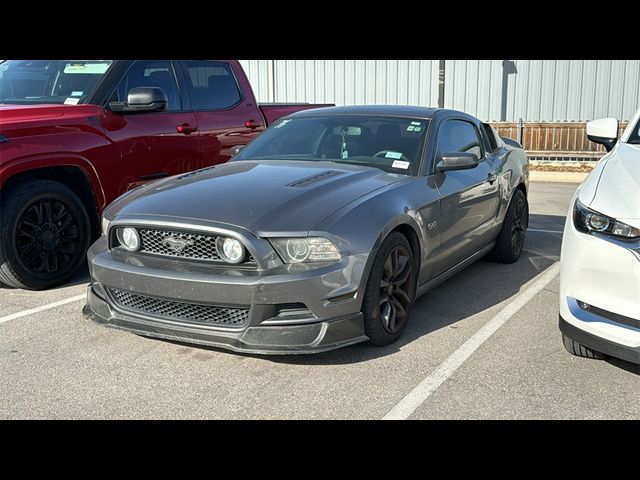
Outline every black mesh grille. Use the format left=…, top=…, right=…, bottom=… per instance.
left=127, top=228, right=254, bottom=264
left=107, top=288, right=250, bottom=327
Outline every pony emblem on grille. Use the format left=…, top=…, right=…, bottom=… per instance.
left=162, top=235, right=195, bottom=253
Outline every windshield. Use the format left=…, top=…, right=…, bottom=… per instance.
left=234, top=115, right=429, bottom=175
left=0, top=60, right=113, bottom=105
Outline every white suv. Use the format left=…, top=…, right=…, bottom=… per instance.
left=559, top=108, right=640, bottom=366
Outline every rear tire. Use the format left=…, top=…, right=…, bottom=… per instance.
left=562, top=333, right=606, bottom=360
left=490, top=188, right=528, bottom=263
left=361, top=232, right=416, bottom=346
left=0, top=179, right=90, bottom=290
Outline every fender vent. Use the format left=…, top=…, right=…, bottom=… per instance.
left=287, top=170, right=343, bottom=187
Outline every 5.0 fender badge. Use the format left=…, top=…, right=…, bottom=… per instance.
left=427, top=221, right=437, bottom=231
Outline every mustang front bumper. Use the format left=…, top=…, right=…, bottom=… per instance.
left=84, top=236, right=369, bottom=354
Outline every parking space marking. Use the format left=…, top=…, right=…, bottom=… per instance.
left=382, top=262, right=560, bottom=420
left=0, top=294, right=86, bottom=325
left=528, top=228, right=563, bottom=234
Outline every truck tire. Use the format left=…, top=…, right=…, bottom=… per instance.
left=490, top=189, right=528, bottom=263
left=562, top=333, right=606, bottom=360
left=0, top=179, right=90, bottom=290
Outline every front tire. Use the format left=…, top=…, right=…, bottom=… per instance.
left=0, top=179, right=90, bottom=290
left=361, top=232, right=416, bottom=346
left=491, top=188, right=528, bottom=263
left=562, top=333, right=606, bottom=360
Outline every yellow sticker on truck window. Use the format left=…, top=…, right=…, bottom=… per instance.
left=63, top=63, right=111, bottom=74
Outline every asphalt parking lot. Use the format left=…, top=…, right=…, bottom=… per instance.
left=0, top=182, right=638, bottom=419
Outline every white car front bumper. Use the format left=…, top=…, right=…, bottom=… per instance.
left=559, top=198, right=640, bottom=365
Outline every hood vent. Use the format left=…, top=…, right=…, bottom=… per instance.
left=287, top=170, right=344, bottom=188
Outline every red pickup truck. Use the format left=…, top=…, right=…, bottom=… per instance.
left=0, top=60, right=332, bottom=290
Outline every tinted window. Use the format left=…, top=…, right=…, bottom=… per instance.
left=436, top=119, right=483, bottom=160
left=183, top=61, right=241, bottom=110
left=627, top=118, right=640, bottom=144
left=109, top=60, right=181, bottom=111
left=481, top=122, right=500, bottom=152
left=235, top=115, right=428, bottom=175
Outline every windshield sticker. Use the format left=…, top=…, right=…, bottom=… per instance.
left=63, top=97, right=80, bottom=105
left=407, top=125, right=415, bottom=132
left=63, top=63, right=111, bottom=74
left=413, top=126, right=422, bottom=132
left=274, top=119, right=292, bottom=128
left=71, top=91, right=84, bottom=97
left=385, top=151, right=403, bottom=159
left=392, top=160, right=410, bottom=169
left=411, top=121, right=422, bottom=126
left=342, top=150, right=349, bottom=159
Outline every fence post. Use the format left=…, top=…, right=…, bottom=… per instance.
left=517, top=117, right=523, bottom=146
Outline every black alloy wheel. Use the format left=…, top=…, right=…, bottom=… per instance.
left=378, top=245, right=414, bottom=334
left=0, top=179, right=90, bottom=290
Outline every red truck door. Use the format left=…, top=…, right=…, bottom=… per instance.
left=177, top=60, right=265, bottom=167
left=103, top=60, right=200, bottom=195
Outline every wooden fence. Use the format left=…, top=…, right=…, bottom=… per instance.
left=489, top=121, right=628, bottom=161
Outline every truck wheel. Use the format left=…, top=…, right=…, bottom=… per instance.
left=562, top=333, right=606, bottom=360
left=490, top=188, right=528, bottom=263
left=0, top=180, right=90, bottom=290
left=361, top=232, right=416, bottom=346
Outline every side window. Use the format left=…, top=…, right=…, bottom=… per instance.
left=183, top=61, right=242, bottom=111
left=436, top=119, right=483, bottom=160
left=481, top=122, right=500, bottom=152
left=109, top=60, right=181, bottom=112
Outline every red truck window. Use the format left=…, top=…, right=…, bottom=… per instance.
left=183, top=61, right=242, bottom=111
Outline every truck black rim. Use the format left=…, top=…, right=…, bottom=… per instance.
left=15, top=198, right=83, bottom=276
left=379, top=245, right=415, bottom=334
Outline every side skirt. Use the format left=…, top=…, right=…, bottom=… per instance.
left=416, top=242, right=495, bottom=299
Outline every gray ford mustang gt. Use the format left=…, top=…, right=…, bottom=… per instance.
left=85, top=105, right=529, bottom=354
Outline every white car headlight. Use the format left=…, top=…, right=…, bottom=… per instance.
left=270, top=237, right=341, bottom=263
left=573, top=199, right=640, bottom=239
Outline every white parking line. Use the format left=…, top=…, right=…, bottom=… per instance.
left=0, top=294, right=86, bottom=325
left=382, top=262, right=560, bottom=420
left=528, top=228, right=563, bottom=234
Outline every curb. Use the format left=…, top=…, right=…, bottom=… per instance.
left=530, top=171, right=589, bottom=183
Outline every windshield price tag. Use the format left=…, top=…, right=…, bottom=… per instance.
left=63, top=98, right=80, bottom=105
left=392, top=160, right=410, bottom=169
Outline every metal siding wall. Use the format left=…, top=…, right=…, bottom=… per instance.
left=241, top=60, right=639, bottom=121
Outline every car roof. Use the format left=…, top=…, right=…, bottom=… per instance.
left=289, top=104, right=445, bottom=119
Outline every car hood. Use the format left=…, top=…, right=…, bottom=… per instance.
left=578, top=142, right=640, bottom=223
left=110, top=160, right=407, bottom=235
left=0, top=104, right=68, bottom=123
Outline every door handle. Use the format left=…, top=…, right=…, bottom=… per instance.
left=244, top=119, right=262, bottom=129
left=487, top=173, right=498, bottom=184
left=177, top=123, right=198, bottom=135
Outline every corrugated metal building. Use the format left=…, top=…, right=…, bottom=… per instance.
left=240, top=60, right=640, bottom=122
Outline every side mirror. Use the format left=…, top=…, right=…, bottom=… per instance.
left=436, top=152, right=479, bottom=172
left=586, top=117, right=618, bottom=152
left=108, top=87, right=168, bottom=113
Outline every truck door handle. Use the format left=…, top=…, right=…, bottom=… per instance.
left=487, top=173, right=498, bottom=184
left=245, top=119, right=262, bottom=129
left=177, top=123, right=198, bottom=134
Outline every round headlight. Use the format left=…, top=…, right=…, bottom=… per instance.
left=216, top=237, right=245, bottom=264
left=286, top=239, right=309, bottom=263
left=117, top=227, right=140, bottom=251
left=586, top=213, right=610, bottom=231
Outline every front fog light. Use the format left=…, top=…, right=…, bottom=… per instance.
left=216, top=237, right=245, bottom=264
left=117, top=227, right=140, bottom=251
